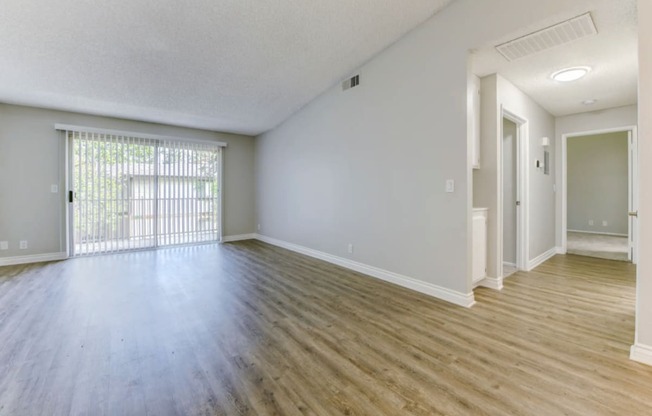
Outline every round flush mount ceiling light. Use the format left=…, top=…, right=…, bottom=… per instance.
left=582, top=99, right=597, bottom=105
left=551, top=66, right=591, bottom=82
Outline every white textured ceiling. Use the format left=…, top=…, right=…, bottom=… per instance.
left=471, top=0, right=638, bottom=117
left=0, top=0, right=453, bottom=135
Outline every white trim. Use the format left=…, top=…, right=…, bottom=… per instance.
left=0, top=252, right=68, bottom=266
left=555, top=246, right=566, bottom=254
left=478, top=276, right=503, bottom=290
left=630, top=343, right=652, bottom=366
left=218, top=148, right=224, bottom=242
left=567, top=229, right=628, bottom=237
left=255, top=234, right=475, bottom=308
left=501, top=108, right=530, bottom=275
left=65, top=130, right=72, bottom=257
left=502, top=261, right=516, bottom=268
left=54, top=124, right=227, bottom=147
left=562, top=126, right=638, bottom=139
left=629, top=129, right=639, bottom=264
left=527, top=247, right=557, bottom=271
left=222, top=234, right=256, bottom=242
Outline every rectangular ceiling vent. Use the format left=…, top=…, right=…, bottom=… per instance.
left=342, top=74, right=360, bottom=91
left=496, top=12, right=597, bottom=61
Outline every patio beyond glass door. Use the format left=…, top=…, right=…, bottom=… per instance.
left=68, top=131, right=222, bottom=256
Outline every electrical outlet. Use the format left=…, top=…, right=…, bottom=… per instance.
left=0, top=241, right=8, bottom=250
left=348, top=243, right=354, bottom=254
left=603, top=221, right=608, bottom=227
left=50, top=184, right=59, bottom=193
left=589, top=220, right=594, bottom=226
left=19, top=240, right=28, bottom=250
left=257, top=224, right=261, bottom=231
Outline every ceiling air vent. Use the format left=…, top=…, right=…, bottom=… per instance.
left=342, top=75, right=360, bottom=91
left=496, top=12, right=597, bottom=61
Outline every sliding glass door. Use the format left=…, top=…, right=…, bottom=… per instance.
left=68, top=130, right=222, bottom=256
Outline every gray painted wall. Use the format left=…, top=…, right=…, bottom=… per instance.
left=635, top=0, right=652, bottom=351
left=0, top=104, right=255, bottom=258
left=497, top=76, right=557, bottom=265
left=567, top=132, right=628, bottom=235
left=473, top=75, right=500, bottom=277
left=255, top=0, right=577, bottom=296
left=474, top=74, right=556, bottom=277
left=502, top=119, right=517, bottom=265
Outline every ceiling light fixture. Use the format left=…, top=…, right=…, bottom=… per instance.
left=551, top=66, right=591, bottom=82
left=582, top=99, right=597, bottom=105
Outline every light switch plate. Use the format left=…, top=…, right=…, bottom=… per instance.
left=0, top=241, right=8, bottom=250
left=446, top=179, right=455, bottom=193
left=51, top=184, right=59, bottom=193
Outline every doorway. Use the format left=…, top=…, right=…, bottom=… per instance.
left=500, top=110, right=528, bottom=277
left=561, top=127, right=638, bottom=263
left=502, top=118, right=518, bottom=277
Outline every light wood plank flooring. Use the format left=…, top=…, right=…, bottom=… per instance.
left=0, top=241, right=651, bottom=415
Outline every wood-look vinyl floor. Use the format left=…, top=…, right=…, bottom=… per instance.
left=0, top=240, right=651, bottom=415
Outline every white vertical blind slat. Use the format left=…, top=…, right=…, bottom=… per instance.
left=127, top=135, right=132, bottom=252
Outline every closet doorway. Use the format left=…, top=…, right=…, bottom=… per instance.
left=500, top=110, right=528, bottom=277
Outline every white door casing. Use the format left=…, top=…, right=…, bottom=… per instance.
left=560, top=126, right=638, bottom=264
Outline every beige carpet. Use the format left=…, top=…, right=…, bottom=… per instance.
left=567, top=231, right=629, bottom=261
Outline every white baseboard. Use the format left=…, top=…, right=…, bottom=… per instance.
left=222, top=233, right=256, bottom=243
left=527, top=247, right=557, bottom=271
left=0, top=252, right=68, bottom=266
left=255, top=234, right=475, bottom=308
left=630, top=343, right=652, bottom=366
left=567, top=229, right=628, bottom=237
left=555, top=246, right=566, bottom=255
left=478, top=276, right=503, bottom=291
left=502, top=262, right=516, bottom=268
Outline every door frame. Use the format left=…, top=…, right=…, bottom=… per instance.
left=500, top=108, right=529, bottom=275
left=560, top=125, right=638, bottom=263
left=65, top=131, right=73, bottom=258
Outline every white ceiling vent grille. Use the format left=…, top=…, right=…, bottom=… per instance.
left=496, top=13, right=597, bottom=61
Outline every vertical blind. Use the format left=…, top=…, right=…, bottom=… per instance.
left=59, top=126, right=224, bottom=256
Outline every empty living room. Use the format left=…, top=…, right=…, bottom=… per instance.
left=2, top=0, right=652, bottom=415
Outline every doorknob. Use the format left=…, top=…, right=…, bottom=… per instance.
left=629, top=211, right=638, bottom=217
left=516, top=201, right=521, bottom=206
